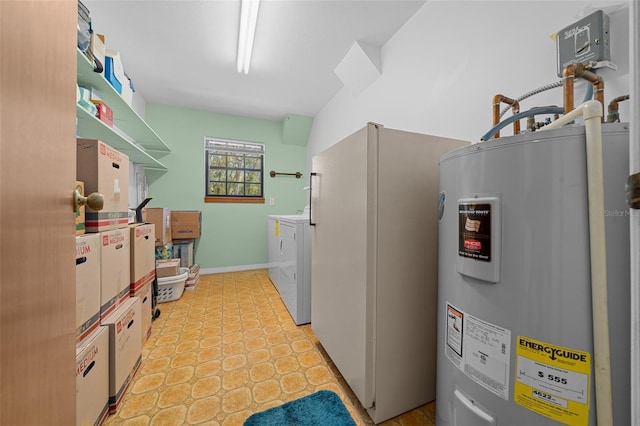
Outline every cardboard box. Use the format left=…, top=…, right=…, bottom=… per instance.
left=76, top=234, right=101, bottom=345
left=102, top=297, right=142, bottom=414
left=92, top=101, right=113, bottom=127
left=171, top=211, right=202, bottom=239
left=143, top=207, right=171, bottom=247
left=77, top=139, right=130, bottom=232
left=185, top=276, right=200, bottom=291
left=156, top=259, right=181, bottom=278
left=99, top=228, right=131, bottom=321
left=188, top=264, right=200, bottom=280
left=134, top=281, right=153, bottom=348
left=76, top=327, right=109, bottom=426
left=129, top=223, right=156, bottom=295
left=172, top=240, right=194, bottom=268
left=185, top=264, right=200, bottom=291
left=75, top=181, right=85, bottom=235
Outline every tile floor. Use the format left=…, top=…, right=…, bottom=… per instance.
left=104, top=269, right=436, bottom=425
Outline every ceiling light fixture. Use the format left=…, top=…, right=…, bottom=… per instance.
left=237, top=0, right=260, bottom=74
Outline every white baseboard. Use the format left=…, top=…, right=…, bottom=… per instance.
left=200, top=263, right=268, bottom=275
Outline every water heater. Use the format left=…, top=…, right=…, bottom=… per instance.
left=436, top=123, right=630, bottom=425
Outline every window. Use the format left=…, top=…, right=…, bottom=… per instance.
left=205, top=137, right=265, bottom=203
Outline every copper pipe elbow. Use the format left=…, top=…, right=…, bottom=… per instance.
left=492, top=94, right=521, bottom=138
left=607, top=95, right=630, bottom=122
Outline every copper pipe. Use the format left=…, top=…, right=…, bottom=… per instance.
left=492, top=94, right=520, bottom=138
left=607, top=95, right=630, bottom=122
left=562, top=63, right=576, bottom=114
left=526, top=105, right=561, bottom=132
left=562, top=63, right=605, bottom=119
left=579, top=66, right=605, bottom=114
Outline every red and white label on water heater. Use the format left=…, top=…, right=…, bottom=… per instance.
left=445, top=302, right=511, bottom=400
left=456, top=196, right=501, bottom=283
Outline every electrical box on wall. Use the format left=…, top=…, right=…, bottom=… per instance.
left=556, top=9, right=610, bottom=77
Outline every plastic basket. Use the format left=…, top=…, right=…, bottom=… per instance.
left=157, top=267, right=189, bottom=303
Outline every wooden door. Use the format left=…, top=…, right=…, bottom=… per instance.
left=0, top=1, right=77, bottom=424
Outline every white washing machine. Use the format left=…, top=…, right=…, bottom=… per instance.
left=267, top=214, right=311, bottom=325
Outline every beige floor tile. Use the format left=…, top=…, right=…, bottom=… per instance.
left=191, top=376, right=222, bottom=400
left=158, top=383, right=191, bottom=408
left=251, top=379, right=281, bottom=403
left=149, top=404, right=187, bottom=426
left=104, top=270, right=436, bottom=426
left=188, top=395, right=222, bottom=423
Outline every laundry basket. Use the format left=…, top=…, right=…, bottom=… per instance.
left=157, top=267, right=189, bottom=303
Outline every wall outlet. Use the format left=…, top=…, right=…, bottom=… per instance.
left=269, top=197, right=275, bottom=205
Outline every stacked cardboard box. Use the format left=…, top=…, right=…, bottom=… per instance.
left=129, top=224, right=155, bottom=294
left=75, top=232, right=108, bottom=426
left=146, top=209, right=204, bottom=295
left=77, top=139, right=129, bottom=232
left=143, top=207, right=171, bottom=247
left=171, top=211, right=201, bottom=290
left=75, top=234, right=101, bottom=344
left=76, top=140, right=146, bottom=422
left=171, top=211, right=201, bottom=240
left=99, top=227, right=131, bottom=320
left=102, top=297, right=142, bottom=414
left=76, top=327, right=109, bottom=426
left=129, top=223, right=155, bottom=347
left=186, top=264, right=200, bottom=291
left=156, top=259, right=181, bottom=278
left=133, top=209, right=205, bottom=302
left=172, top=240, right=194, bottom=268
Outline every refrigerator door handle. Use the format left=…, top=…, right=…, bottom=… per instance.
left=309, top=172, right=317, bottom=226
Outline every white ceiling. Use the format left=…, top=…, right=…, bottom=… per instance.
left=83, top=0, right=426, bottom=121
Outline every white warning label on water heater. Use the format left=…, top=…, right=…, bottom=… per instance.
left=445, top=302, right=511, bottom=400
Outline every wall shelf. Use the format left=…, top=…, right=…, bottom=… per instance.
left=76, top=49, right=170, bottom=154
left=76, top=105, right=168, bottom=171
left=144, top=168, right=169, bottom=184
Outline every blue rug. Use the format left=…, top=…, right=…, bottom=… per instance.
left=243, top=390, right=356, bottom=426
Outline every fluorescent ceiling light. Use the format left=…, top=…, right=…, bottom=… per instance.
left=237, top=0, right=260, bottom=74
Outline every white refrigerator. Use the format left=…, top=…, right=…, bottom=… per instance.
left=310, top=123, right=467, bottom=423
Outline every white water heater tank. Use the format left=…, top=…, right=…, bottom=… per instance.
left=436, top=123, right=630, bottom=425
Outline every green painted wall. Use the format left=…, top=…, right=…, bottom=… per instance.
left=145, top=103, right=309, bottom=270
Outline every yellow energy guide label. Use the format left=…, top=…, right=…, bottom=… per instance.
left=514, top=336, right=590, bottom=425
